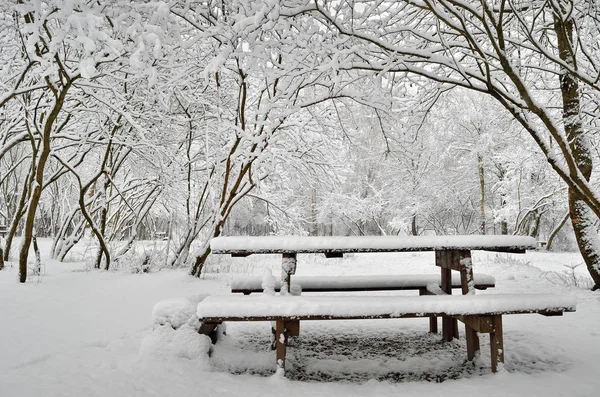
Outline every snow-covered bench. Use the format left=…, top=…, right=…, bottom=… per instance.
left=231, top=273, right=496, bottom=334
left=230, top=273, right=496, bottom=294
left=197, top=293, right=576, bottom=375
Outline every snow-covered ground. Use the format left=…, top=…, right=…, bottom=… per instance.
left=1, top=239, right=599, bottom=396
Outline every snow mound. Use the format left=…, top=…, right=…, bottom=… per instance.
left=139, top=324, right=212, bottom=364
left=152, top=294, right=208, bottom=330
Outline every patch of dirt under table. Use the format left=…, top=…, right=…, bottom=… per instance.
left=209, top=320, right=570, bottom=383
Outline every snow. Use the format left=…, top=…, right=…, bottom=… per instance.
left=261, top=270, right=277, bottom=295
left=197, top=293, right=576, bottom=319
left=0, top=238, right=599, bottom=396
left=152, top=294, right=208, bottom=329
left=211, top=235, right=537, bottom=253
left=231, top=273, right=496, bottom=291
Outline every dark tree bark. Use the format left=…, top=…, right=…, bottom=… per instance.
left=19, top=81, right=72, bottom=283
left=554, top=11, right=600, bottom=290
left=547, top=212, right=570, bottom=251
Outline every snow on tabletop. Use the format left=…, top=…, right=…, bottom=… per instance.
left=210, top=235, right=537, bottom=253
left=197, top=294, right=576, bottom=319
left=230, top=273, right=495, bottom=290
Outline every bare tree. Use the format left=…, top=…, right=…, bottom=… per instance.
left=286, top=0, right=600, bottom=289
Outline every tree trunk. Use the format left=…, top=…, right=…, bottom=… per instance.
left=190, top=242, right=211, bottom=277
left=478, top=153, right=486, bottom=234
left=4, top=169, right=32, bottom=261
left=0, top=247, right=4, bottom=270
left=546, top=212, right=569, bottom=251
left=32, top=234, right=41, bottom=275
left=555, top=13, right=600, bottom=290
left=410, top=212, right=418, bottom=236
left=311, top=188, right=318, bottom=236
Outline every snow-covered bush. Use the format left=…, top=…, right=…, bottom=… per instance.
left=138, top=324, right=212, bottom=364
left=152, top=294, right=208, bottom=331
left=492, top=254, right=533, bottom=269
left=112, top=246, right=166, bottom=274
left=140, top=294, right=213, bottom=365
left=542, top=264, right=594, bottom=290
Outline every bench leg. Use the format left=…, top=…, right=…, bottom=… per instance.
left=419, top=289, right=438, bottom=334
left=199, top=322, right=219, bottom=335
left=465, top=325, right=480, bottom=361
left=275, top=319, right=299, bottom=373
left=439, top=264, right=460, bottom=341
left=490, top=315, right=504, bottom=372
left=199, top=322, right=222, bottom=344
left=442, top=314, right=459, bottom=340
left=275, top=320, right=287, bottom=371
left=429, top=316, right=438, bottom=334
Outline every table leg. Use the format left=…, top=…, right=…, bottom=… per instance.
left=465, top=325, right=480, bottom=360
left=458, top=250, right=479, bottom=355
left=440, top=265, right=454, bottom=341
left=437, top=250, right=462, bottom=341
left=281, top=253, right=297, bottom=295
left=275, top=320, right=288, bottom=372
left=459, top=251, right=475, bottom=295
left=490, top=315, right=504, bottom=372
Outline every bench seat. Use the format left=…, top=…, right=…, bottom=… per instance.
left=230, top=273, right=495, bottom=294
left=198, top=293, right=575, bottom=321
left=197, top=293, right=576, bottom=375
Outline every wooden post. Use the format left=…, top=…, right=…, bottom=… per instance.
left=459, top=250, right=479, bottom=359
left=490, top=315, right=504, bottom=372
left=459, top=250, right=475, bottom=295
left=419, top=288, right=438, bottom=333
left=465, top=326, right=480, bottom=360
left=281, top=253, right=297, bottom=295
left=436, top=250, right=458, bottom=341
left=275, top=319, right=294, bottom=373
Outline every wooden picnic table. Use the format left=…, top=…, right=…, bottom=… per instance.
left=210, top=235, right=537, bottom=342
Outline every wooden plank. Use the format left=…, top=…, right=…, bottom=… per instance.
left=539, top=311, right=565, bottom=316
left=233, top=284, right=495, bottom=294
left=490, top=315, right=504, bottom=372
left=231, top=274, right=496, bottom=294
left=198, top=305, right=572, bottom=323
left=211, top=235, right=537, bottom=255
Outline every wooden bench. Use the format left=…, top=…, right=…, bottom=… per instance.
left=230, top=273, right=496, bottom=294
left=0, top=224, right=7, bottom=238
left=231, top=274, right=495, bottom=334
left=197, top=293, right=576, bottom=375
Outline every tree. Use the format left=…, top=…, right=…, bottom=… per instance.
left=287, top=0, right=600, bottom=289
left=1, top=1, right=183, bottom=280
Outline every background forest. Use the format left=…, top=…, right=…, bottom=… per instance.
left=0, top=0, right=598, bottom=285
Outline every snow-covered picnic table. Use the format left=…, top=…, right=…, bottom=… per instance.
left=203, top=235, right=575, bottom=375
left=210, top=235, right=537, bottom=338
left=210, top=235, right=536, bottom=294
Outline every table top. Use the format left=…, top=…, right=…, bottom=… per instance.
left=210, top=235, right=537, bottom=255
